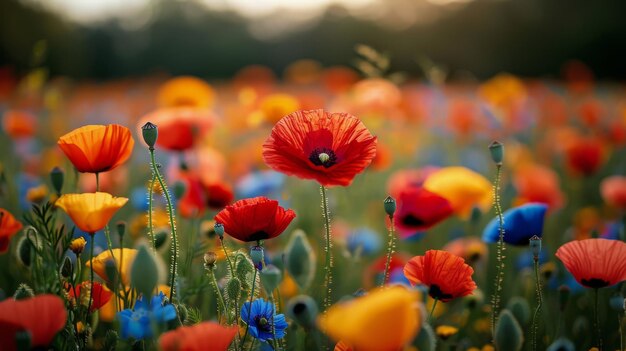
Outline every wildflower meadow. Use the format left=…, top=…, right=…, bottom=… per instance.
left=1, top=4, right=626, bottom=350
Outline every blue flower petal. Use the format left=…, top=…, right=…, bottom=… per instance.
left=482, top=203, right=548, bottom=246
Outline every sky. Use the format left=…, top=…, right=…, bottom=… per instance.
left=23, top=0, right=474, bottom=24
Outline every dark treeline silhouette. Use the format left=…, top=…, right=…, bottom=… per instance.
left=1, top=0, right=626, bottom=81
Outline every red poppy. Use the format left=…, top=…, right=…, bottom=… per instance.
left=2, top=110, right=36, bottom=139
left=214, top=196, right=296, bottom=242
left=57, top=124, right=134, bottom=174
left=556, top=238, right=626, bottom=288
left=403, top=250, right=477, bottom=302
left=513, top=164, right=564, bottom=210
left=67, top=281, right=113, bottom=312
left=160, top=322, right=238, bottom=351
left=205, top=182, right=234, bottom=210
left=394, top=187, right=453, bottom=237
left=364, top=253, right=408, bottom=288
left=0, top=208, right=23, bottom=253
left=138, top=108, right=215, bottom=151
left=262, top=109, right=377, bottom=187
left=0, top=294, right=67, bottom=351
left=177, top=172, right=207, bottom=218
left=600, top=176, right=626, bottom=209
left=565, top=137, right=604, bottom=176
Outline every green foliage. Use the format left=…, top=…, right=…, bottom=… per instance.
left=495, top=309, right=524, bottom=351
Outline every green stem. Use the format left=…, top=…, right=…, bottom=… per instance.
left=381, top=215, right=396, bottom=287
left=594, top=288, right=603, bottom=350
left=531, top=258, right=543, bottom=351
left=320, top=186, right=333, bottom=311
left=149, top=148, right=178, bottom=302
left=147, top=174, right=156, bottom=252
left=491, top=164, right=505, bottom=341
left=208, top=269, right=227, bottom=322
left=618, top=312, right=623, bottom=351
left=242, top=267, right=258, bottom=347
left=220, top=238, right=240, bottom=332
left=87, top=233, right=95, bottom=315
left=269, top=292, right=280, bottom=351
left=428, top=298, right=439, bottom=322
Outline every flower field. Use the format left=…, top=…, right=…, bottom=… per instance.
left=0, top=57, right=625, bottom=351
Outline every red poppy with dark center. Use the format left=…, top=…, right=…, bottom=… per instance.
left=394, top=187, right=453, bottom=237
left=403, top=250, right=477, bottom=302
left=67, top=281, right=113, bottom=312
left=262, top=109, right=377, bottom=187
left=0, top=294, right=67, bottom=351
left=214, top=196, right=296, bottom=242
left=556, top=238, right=626, bottom=288
left=205, top=182, right=234, bottom=210
left=160, top=322, right=238, bottom=351
left=0, top=208, right=23, bottom=253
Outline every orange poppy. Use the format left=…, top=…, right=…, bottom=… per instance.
left=322, top=66, right=359, bottom=93
left=159, top=322, right=238, bottom=351
left=556, top=239, right=626, bottom=288
left=55, top=192, right=128, bottom=233
left=0, top=208, right=23, bottom=253
left=404, top=250, right=477, bottom=302
left=259, top=93, right=300, bottom=124
left=2, top=110, right=36, bottom=139
left=87, top=248, right=137, bottom=285
left=0, top=294, right=67, bottom=351
left=423, top=167, right=492, bottom=218
left=600, top=176, right=626, bottom=209
left=58, top=124, right=134, bottom=173
left=513, top=164, right=564, bottom=210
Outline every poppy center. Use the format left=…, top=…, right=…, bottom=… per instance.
left=254, top=316, right=272, bottom=332
left=581, top=278, right=610, bottom=288
left=248, top=231, right=270, bottom=242
left=401, top=214, right=426, bottom=227
left=309, top=148, right=337, bottom=168
left=428, top=284, right=453, bottom=301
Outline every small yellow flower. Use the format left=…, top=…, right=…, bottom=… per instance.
left=26, top=184, right=48, bottom=203
left=69, top=237, right=87, bottom=255
left=481, top=344, right=495, bottom=351
left=435, top=325, right=459, bottom=340
left=540, top=262, right=557, bottom=280
left=260, top=93, right=300, bottom=124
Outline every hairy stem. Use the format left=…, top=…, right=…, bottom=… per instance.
left=531, top=258, right=543, bottom=351
left=381, top=215, right=396, bottom=287
left=491, top=164, right=506, bottom=341
left=320, top=186, right=333, bottom=311
left=241, top=267, right=258, bottom=347
left=147, top=174, right=156, bottom=252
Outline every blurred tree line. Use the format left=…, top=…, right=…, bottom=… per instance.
left=1, top=0, right=626, bottom=80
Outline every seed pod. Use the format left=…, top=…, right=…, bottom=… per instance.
left=494, top=309, right=524, bottom=351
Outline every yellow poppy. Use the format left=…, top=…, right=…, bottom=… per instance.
left=55, top=192, right=128, bottom=233
left=318, top=286, right=421, bottom=351
left=423, top=167, right=493, bottom=218
left=259, top=93, right=300, bottom=124
left=435, top=325, right=458, bottom=340
left=157, top=76, right=215, bottom=108
left=86, top=248, right=137, bottom=285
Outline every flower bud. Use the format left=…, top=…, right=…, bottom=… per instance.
left=250, top=246, right=264, bottom=270
left=609, top=294, right=625, bottom=311
left=116, top=221, right=126, bottom=239
left=154, top=229, right=169, bottom=250
left=141, top=122, right=158, bottom=149
left=494, top=310, right=523, bottom=351
left=131, top=245, right=159, bottom=298
left=60, top=256, right=73, bottom=279
left=16, top=236, right=32, bottom=267
left=529, top=235, right=541, bottom=260
left=203, top=251, right=217, bottom=269
left=50, top=167, right=64, bottom=195
left=506, top=296, right=531, bottom=326
left=226, top=277, right=242, bottom=301
left=489, top=141, right=504, bottom=165
left=286, top=295, right=318, bottom=329
left=285, top=230, right=316, bottom=291
left=173, top=181, right=186, bottom=200
left=13, top=284, right=34, bottom=300
left=214, top=223, right=225, bottom=239
left=383, top=196, right=396, bottom=217
left=261, top=264, right=282, bottom=293
left=546, top=337, right=575, bottom=351
left=69, top=237, right=87, bottom=256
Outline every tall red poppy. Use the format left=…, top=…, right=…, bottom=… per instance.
left=0, top=294, right=67, bottom=351
left=394, top=187, right=453, bottom=237
left=67, top=281, right=113, bottom=312
left=262, top=109, right=377, bottom=187
left=160, top=322, right=238, bottom=351
left=0, top=208, right=23, bottom=253
left=58, top=124, right=134, bottom=173
left=205, top=182, right=234, bottom=210
left=214, top=196, right=296, bottom=242
left=403, top=250, right=477, bottom=302
left=556, top=239, right=626, bottom=288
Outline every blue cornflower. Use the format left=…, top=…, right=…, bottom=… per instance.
left=241, top=298, right=288, bottom=342
left=482, top=203, right=548, bottom=246
left=346, top=227, right=382, bottom=257
left=236, top=170, right=286, bottom=199
left=117, top=292, right=177, bottom=339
